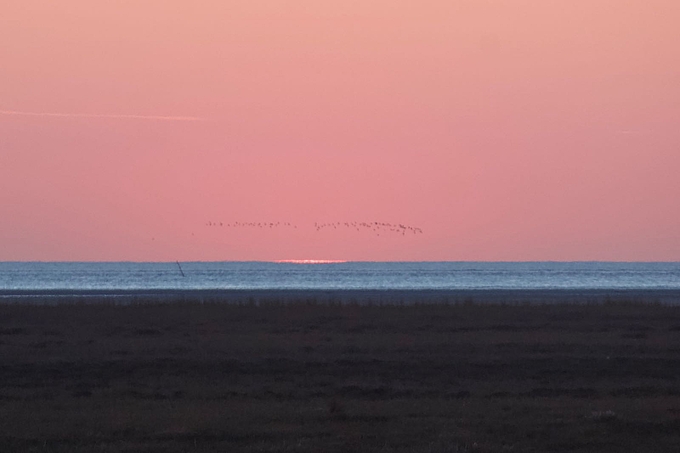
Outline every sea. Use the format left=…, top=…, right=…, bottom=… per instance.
left=0, top=261, right=679, bottom=293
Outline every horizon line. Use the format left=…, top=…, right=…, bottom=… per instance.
left=0, top=260, right=678, bottom=264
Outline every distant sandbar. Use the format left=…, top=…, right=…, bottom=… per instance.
left=1, top=288, right=679, bottom=305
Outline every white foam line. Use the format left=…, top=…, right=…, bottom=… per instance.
left=0, top=109, right=207, bottom=122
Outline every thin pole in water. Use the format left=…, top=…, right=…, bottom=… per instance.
left=176, top=261, right=185, bottom=277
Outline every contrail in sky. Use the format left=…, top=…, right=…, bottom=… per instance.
left=0, top=109, right=207, bottom=122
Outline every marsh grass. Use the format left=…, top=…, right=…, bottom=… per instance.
left=1, top=300, right=680, bottom=451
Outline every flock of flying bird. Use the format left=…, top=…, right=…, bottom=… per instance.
left=314, top=221, right=422, bottom=236
left=204, top=221, right=423, bottom=237
left=205, top=221, right=297, bottom=229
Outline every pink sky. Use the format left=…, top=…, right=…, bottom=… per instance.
left=1, top=0, right=679, bottom=261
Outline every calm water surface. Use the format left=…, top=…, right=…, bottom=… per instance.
left=1, top=262, right=679, bottom=291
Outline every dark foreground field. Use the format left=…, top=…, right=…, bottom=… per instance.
left=1, top=301, right=680, bottom=452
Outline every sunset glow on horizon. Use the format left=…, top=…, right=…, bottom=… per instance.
left=2, top=0, right=679, bottom=262
left=274, top=260, right=347, bottom=264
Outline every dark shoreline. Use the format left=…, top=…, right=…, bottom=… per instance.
left=2, top=288, right=680, bottom=304
left=3, top=302, right=680, bottom=452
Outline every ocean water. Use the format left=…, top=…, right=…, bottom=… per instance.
left=0, top=262, right=679, bottom=292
